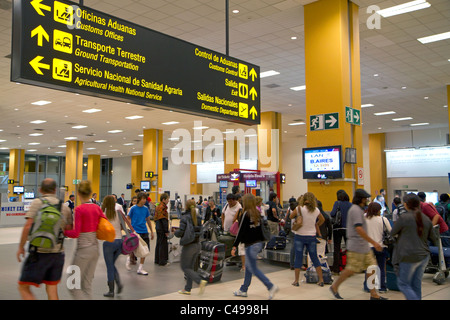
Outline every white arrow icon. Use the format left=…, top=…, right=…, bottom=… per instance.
left=354, top=112, right=360, bottom=123
left=326, top=115, right=337, bottom=127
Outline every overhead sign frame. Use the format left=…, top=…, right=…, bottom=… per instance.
left=11, top=0, right=261, bottom=125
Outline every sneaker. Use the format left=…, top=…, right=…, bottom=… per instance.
left=268, top=285, right=279, bottom=300
left=198, top=280, right=207, bottom=295
left=233, top=290, right=248, bottom=297
left=137, top=269, right=148, bottom=276
left=370, top=295, right=388, bottom=300
left=178, top=289, right=191, bottom=295
left=379, top=288, right=389, bottom=294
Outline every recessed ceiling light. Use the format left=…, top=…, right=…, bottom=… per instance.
left=109, top=149, right=119, bottom=152
left=72, top=125, right=88, bottom=129
left=123, top=143, right=134, bottom=146
left=418, top=31, right=450, bottom=44
left=444, top=105, right=448, bottom=108
left=410, top=122, right=429, bottom=126
left=401, top=86, right=407, bottom=89
left=0, top=140, right=7, bottom=143
left=168, top=137, right=180, bottom=141
left=86, top=148, right=96, bottom=150
left=193, top=126, right=209, bottom=130
left=108, top=130, right=123, bottom=134
left=55, top=151, right=64, bottom=154
left=58, top=145, right=66, bottom=148
left=374, top=111, right=396, bottom=116
left=291, top=36, right=297, bottom=40
left=30, top=120, right=47, bottom=124
left=83, top=108, right=102, bottom=113
left=64, top=137, right=78, bottom=140
left=361, top=104, right=374, bottom=108
left=125, top=115, right=144, bottom=120
left=377, top=0, right=431, bottom=18
left=392, top=117, right=413, bottom=121
left=31, top=100, right=52, bottom=106
left=132, top=151, right=141, bottom=154
left=290, top=85, right=306, bottom=91
left=232, top=9, right=239, bottom=14
left=0, top=147, right=8, bottom=150
left=288, top=122, right=306, bottom=126
left=162, top=121, right=180, bottom=125
left=95, top=140, right=107, bottom=143
left=29, top=133, right=43, bottom=136
left=27, top=149, right=38, bottom=152
left=28, top=142, right=40, bottom=145
left=260, top=70, right=280, bottom=78
left=373, top=74, right=379, bottom=77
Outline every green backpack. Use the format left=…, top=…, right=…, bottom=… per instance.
left=29, top=199, right=64, bottom=249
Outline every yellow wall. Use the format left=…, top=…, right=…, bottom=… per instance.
left=369, top=133, right=387, bottom=200
left=8, top=149, right=24, bottom=200
left=131, top=155, right=143, bottom=198
left=65, top=141, right=83, bottom=204
left=143, top=129, right=163, bottom=201
left=87, top=154, right=101, bottom=201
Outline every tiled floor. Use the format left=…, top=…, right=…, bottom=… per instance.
left=1, top=226, right=449, bottom=301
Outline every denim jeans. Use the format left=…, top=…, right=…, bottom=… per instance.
left=363, top=247, right=387, bottom=291
left=103, top=239, right=123, bottom=282
left=397, top=256, right=429, bottom=300
left=239, top=242, right=274, bottom=293
left=294, top=234, right=321, bottom=269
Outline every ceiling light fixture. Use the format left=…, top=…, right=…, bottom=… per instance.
left=72, top=125, right=88, bottom=129
left=64, top=137, right=77, bottom=140
left=95, top=140, right=107, bottom=143
left=28, top=142, right=40, bottom=145
left=125, top=115, right=144, bottom=120
left=374, top=111, right=396, bottom=116
left=290, top=85, right=306, bottom=91
left=30, top=120, right=47, bottom=124
left=410, top=122, right=429, bottom=126
left=31, top=100, right=52, bottom=106
left=377, top=0, right=431, bottom=18
left=418, top=31, right=450, bottom=44
left=82, top=108, right=102, bottom=113
left=260, top=70, right=280, bottom=78
left=29, top=133, right=43, bottom=136
left=392, top=117, right=413, bottom=121
left=288, top=122, right=306, bottom=126
left=162, top=121, right=180, bottom=125
left=232, top=9, right=239, bottom=14
left=193, top=126, right=209, bottom=130
left=108, top=130, right=123, bottom=134
left=361, top=104, right=374, bottom=108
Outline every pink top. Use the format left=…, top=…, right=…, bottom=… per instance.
left=65, top=203, right=106, bottom=238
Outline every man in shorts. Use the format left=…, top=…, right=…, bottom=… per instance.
left=330, top=189, right=388, bottom=300
left=16, top=178, right=72, bottom=300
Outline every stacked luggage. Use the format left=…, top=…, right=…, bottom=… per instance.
left=198, top=241, right=226, bottom=283
left=304, top=256, right=333, bottom=284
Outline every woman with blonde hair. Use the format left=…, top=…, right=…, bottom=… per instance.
left=64, top=180, right=106, bottom=299
left=290, top=192, right=325, bottom=287
left=175, top=199, right=207, bottom=295
left=232, top=193, right=278, bottom=299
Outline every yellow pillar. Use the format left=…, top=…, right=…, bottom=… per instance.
left=8, top=149, right=25, bottom=200
left=304, top=0, right=363, bottom=211
left=87, top=155, right=101, bottom=201
left=131, top=155, right=143, bottom=198
left=257, top=111, right=282, bottom=201
left=369, top=133, right=387, bottom=200
left=190, top=150, right=203, bottom=195
left=447, top=85, right=450, bottom=133
left=143, top=129, right=163, bottom=202
left=65, top=141, right=83, bottom=205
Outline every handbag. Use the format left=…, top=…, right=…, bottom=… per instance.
left=134, top=233, right=150, bottom=258
left=97, top=216, right=115, bottom=242
left=117, top=211, right=139, bottom=255
left=229, top=221, right=239, bottom=236
left=291, top=208, right=303, bottom=231
left=382, top=218, right=395, bottom=246
left=261, top=218, right=271, bottom=241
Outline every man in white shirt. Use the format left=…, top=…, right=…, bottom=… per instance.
left=222, top=194, right=242, bottom=232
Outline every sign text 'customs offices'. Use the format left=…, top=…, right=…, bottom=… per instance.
left=11, top=0, right=261, bottom=125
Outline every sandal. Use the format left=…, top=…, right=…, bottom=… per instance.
left=291, top=281, right=299, bottom=287
left=317, top=282, right=324, bottom=287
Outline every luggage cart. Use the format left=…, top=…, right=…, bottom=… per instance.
left=427, top=226, right=449, bottom=285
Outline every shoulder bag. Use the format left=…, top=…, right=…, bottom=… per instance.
left=291, top=208, right=303, bottom=231
left=117, top=211, right=139, bottom=255
left=97, top=216, right=115, bottom=242
left=382, top=217, right=395, bottom=246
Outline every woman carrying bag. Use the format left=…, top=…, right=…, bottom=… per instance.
left=232, top=193, right=279, bottom=300
left=175, top=199, right=207, bottom=295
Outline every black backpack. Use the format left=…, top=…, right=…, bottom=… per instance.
left=435, top=202, right=449, bottom=226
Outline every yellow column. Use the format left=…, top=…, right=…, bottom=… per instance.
left=447, top=85, right=450, bottom=133
left=257, top=111, right=282, bottom=201
left=190, top=150, right=203, bottom=195
left=8, top=149, right=25, bottom=200
left=369, top=133, right=387, bottom=199
left=304, top=0, right=363, bottom=211
left=65, top=141, right=83, bottom=205
left=131, top=155, right=143, bottom=198
left=87, top=155, right=101, bottom=201
left=143, top=129, right=163, bottom=202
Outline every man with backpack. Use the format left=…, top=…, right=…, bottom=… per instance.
left=435, top=193, right=450, bottom=228
left=16, top=178, right=72, bottom=300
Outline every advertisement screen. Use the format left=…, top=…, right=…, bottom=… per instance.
left=302, top=146, right=342, bottom=179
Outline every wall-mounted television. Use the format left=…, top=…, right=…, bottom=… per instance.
left=245, top=180, right=257, bottom=188
left=13, top=186, right=24, bottom=194
left=140, top=181, right=150, bottom=192
left=302, top=145, right=343, bottom=179
left=24, top=192, right=35, bottom=199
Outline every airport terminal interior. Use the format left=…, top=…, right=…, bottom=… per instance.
left=0, top=0, right=449, bottom=301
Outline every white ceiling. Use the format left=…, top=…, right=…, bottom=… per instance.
left=0, top=0, right=449, bottom=158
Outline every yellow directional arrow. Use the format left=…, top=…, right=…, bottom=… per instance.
left=249, top=87, right=258, bottom=101
left=31, top=25, right=49, bottom=47
left=249, top=68, right=258, bottom=82
left=250, top=106, right=258, bottom=120
left=31, top=0, right=51, bottom=16
left=29, top=56, right=50, bottom=75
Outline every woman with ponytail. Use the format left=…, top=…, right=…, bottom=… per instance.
left=391, top=193, right=439, bottom=300
left=175, top=199, right=206, bottom=295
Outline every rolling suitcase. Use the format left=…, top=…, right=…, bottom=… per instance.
left=217, top=233, right=236, bottom=258
left=265, top=236, right=287, bottom=250
left=386, top=261, right=399, bottom=291
left=304, top=264, right=333, bottom=284
left=198, top=241, right=226, bottom=283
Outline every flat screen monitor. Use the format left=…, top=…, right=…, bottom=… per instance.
left=13, top=186, right=24, bottom=194
left=24, top=192, right=35, bottom=199
left=302, top=145, right=343, bottom=180
left=140, top=181, right=150, bottom=192
left=245, top=180, right=257, bottom=188
left=219, top=180, right=228, bottom=188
